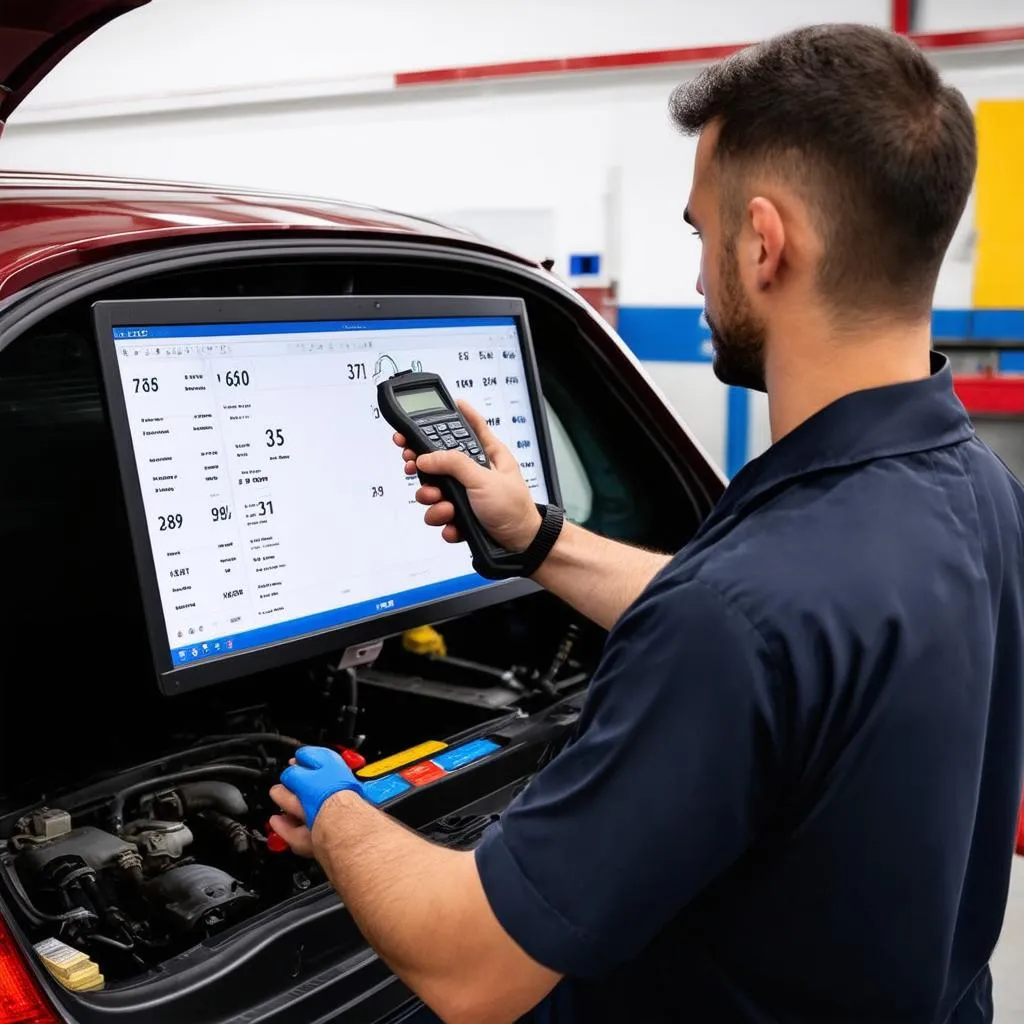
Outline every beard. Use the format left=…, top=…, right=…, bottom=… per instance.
left=704, top=246, right=768, bottom=393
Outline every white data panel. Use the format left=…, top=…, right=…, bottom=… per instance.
left=110, top=315, right=548, bottom=668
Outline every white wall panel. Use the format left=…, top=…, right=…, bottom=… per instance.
left=614, top=90, right=702, bottom=307
left=8, top=12, right=1011, bottom=319
left=748, top=392, right=772, bottom=464
left=425, top=209, right=556, bottom=264
left=642, top=362, right=728, bottom=471
left=14, top=0, right=890, bottom=121
left=916, top=0, right=1023, bottom=33
left=4, top=70, right=681, bottom=292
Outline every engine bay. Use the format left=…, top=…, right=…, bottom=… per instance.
left=4, top=742, right=309, bottom=985
left=0, top=609, right=592, bottom=991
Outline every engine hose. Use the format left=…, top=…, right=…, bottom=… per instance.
left=345, top=668, right=358, bottom=745
left=189, top=733, right=304, bottom=753
left=0, top=856, right=92, bottom=927
left=116, top=849, right=144, bottom=888
left=538, top=623, right=580, bottom=695
left=177, top=781, right=248, bottom=818
left=109, top=765, right=263, bottom=834
left=425, top=655, right=525, bottom=692
left=163, top=734, right=303, bottom=772
left=70, top=876, right=101, bottom=919
left=88, top=933, right=135, bottom=953
left=201, top=810, right=250, bottom=854
left=78, top=873, right=128, bottom=937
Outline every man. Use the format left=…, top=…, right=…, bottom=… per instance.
left=269, top=23, right=1024, bottom=1023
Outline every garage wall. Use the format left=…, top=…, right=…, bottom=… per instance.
left=916, top=0, right=1023, bottom=33
left=3, top=0, right=1022, bottom=476
left=7, top=0, right=893, bottom=113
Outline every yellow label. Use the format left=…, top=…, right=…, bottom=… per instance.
left=66, top=972, right=104, bottom=992
left=357, top=740, right=448, bottom=778
left=35, top=937, right=97, bottom=983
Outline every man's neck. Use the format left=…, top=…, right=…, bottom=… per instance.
left=765, top=319, right=933, bottom=443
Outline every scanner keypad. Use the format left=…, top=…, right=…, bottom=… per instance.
left=422, top=414, right=490, bottom=467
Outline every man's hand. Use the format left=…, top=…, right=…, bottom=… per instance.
left=268, top=783, right=314, bottom=858
left=275, top=746, right=364, bottom=845
left=398, top=398, right=671, bottom=633
left=394, top=400, right=541, bottom=553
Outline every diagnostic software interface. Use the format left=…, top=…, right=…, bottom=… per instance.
left=105, top=310, right=550, bottom=670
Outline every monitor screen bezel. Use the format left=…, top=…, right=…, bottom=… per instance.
left=91, top=294, right=563, bottom=697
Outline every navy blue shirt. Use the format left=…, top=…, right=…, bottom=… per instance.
left=476, top=354, right=1024, bottom=1023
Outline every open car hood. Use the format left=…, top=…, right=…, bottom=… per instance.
left=0, top=0, right=149, bottom=128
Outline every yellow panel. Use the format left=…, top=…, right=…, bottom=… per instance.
left=356, top=740, right=448, bottom=778
left=973, top=100, right=1024, bottom=309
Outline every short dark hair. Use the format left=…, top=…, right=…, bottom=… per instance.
left=670, top=24, right=977, bottom=319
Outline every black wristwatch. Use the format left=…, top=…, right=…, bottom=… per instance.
left=519, top=503, right=565, bottom=577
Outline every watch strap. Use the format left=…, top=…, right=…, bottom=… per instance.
left=520, top=503, right=565, bottom=577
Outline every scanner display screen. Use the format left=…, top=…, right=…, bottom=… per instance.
left=103, top=313, right=550, bottom=674
left=396, top=386, right=448, bottom=415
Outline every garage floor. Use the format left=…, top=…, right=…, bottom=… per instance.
left=993, top=857, right=1024, bottom=1021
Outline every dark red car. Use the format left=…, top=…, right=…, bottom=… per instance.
left=0, top=4, right=724, bottom=1021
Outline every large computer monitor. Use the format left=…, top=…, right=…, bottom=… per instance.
left=92, top=296, right=561, bottom=695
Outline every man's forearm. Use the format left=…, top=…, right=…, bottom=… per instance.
left=312, top=792, right=463, bottom=980
left=532, top=521, right=671, bottom=630
left=311, top=792, right=559, bottom=1023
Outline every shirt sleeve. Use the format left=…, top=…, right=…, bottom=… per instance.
left=474, top=577, right=781, bottom=978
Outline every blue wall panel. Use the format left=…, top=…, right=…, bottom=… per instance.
left=725, top=387, right=749, bottom=478
left=932, top=309, right=972, bottom=340
left=615, top=306, right=712, bottom=362
left=615, top=305, right=1024, bottom=477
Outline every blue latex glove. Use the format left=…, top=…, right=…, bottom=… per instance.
left=279, top=746, right=365, bottom=828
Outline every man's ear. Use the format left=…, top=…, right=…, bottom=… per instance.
left=747, top=196, right=785, bottom=292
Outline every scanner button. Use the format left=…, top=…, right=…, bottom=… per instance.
left=446, top=421, right=461, bottom=430
left=422, top=425, right=437, bottom=436
left=453, top=428, right=469, bottom=439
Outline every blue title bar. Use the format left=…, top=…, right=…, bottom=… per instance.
left=113, top=317, right=517, bottom=340
left=172, top=571, right=491, bottom=667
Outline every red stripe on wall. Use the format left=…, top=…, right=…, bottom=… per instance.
left=892, top=0, right=912, bottom=34
left=395, top=44, right=744, bottom=86
left=394, top=27, right=1024, bottom=88
left=910, top=26, right=1024, bottom=49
